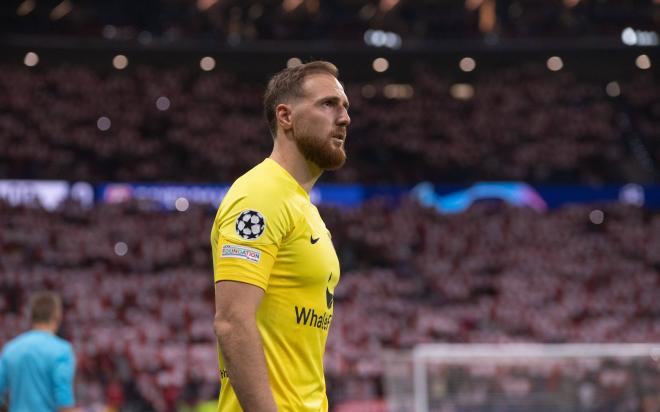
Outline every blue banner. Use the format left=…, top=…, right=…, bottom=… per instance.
left=94, top=182, right=658, bottom=211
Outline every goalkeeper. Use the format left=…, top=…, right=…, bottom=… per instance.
left=210, top=60, right=351, bottom=411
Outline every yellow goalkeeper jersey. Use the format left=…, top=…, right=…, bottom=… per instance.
left=210, top=158, right=340, bottom=412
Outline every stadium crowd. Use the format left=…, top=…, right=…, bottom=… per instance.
left=3, top=1, right=659, bottom=411
left=1, top=196, right=659, bottom=411
left=3, top=0, right=658, bottom=42
left=1, top=63, right=657, bottom=184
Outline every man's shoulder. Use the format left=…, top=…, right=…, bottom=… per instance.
left=2, top=332, right=35, bottom=357
left=225, top=160, right=302, bottom=209
left=214, top=160, right=308, bottom=238
left=50, top=335, right=74, bottom=353
left=1, top=333, right=23, bottom=356
left=5, top=331, right=72, bottom=354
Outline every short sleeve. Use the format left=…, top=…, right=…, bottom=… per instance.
left=0, top=352, right=7, bottom=406
left=213, top=192, right=294, bottom=290
left=52, top=344, right=75, bottom=408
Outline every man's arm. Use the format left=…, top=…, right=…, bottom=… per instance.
left=0, top=353, right=8, bottom=412
left=214, top=280, right=278, bottom=412
left=52, top=345, right=76, bottom=412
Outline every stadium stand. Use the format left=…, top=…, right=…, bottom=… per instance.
left=2, top=198, right=659, bottom=409
left=1, top=2, right=659, bottom=410
left=0, top=63, right=657, bottom=183
left=2, top=0, right=657, bottom=41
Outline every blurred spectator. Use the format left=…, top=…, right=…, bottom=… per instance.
left=1, top=0, right=658, bottom=42
left=1, top=197, right=659, bottom=410
left=0, top=291, right=77, bottom=412
left=0, top=63, right=657, bottom=184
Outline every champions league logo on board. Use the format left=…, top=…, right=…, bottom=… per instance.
left=235, top=210, right=266, bottom=240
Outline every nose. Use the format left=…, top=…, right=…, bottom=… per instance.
left=337, top=107, right=351, bottom=127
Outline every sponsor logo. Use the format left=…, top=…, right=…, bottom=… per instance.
left=310, top=235, right=320, bottom=244
left=295, top=306, right=333, bottom=331
left=235, top=210, right=266, bottom=240
left=293, top=272, right=336, bottom=330
left=221, top=244, right=261, bottom=263
left=326, top=273, right=334, bottom=309
left=293, top=273, right=336, bottom=330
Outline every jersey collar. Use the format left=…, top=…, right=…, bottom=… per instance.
left=263, top=158, right=311, bottom=201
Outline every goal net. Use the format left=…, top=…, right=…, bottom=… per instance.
left=383, top=344, right=660, bottom=412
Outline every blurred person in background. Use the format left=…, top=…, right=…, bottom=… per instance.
left=0, top=291, right=77, bottom=412
left=210, top=60, right=351, bottom=411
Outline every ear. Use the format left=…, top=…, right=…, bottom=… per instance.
left=276, top=103, right=293, bottom=131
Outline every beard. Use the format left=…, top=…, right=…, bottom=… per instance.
left=294, top=130, right=346, bottom=171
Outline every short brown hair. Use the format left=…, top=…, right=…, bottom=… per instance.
left=29, top=291, right=62, bottom=324
left=263, top=60, right=339, bottom=137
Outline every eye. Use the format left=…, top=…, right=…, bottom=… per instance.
left=322, top=100, right=333, bottom=107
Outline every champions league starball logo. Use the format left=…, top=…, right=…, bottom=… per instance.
left=235, top=210, right=266, bottom=240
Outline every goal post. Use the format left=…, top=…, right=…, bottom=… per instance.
left=385, top=343, right=660, bottom=412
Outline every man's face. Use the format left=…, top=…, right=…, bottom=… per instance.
left=290, top=73, right=351, bottom=171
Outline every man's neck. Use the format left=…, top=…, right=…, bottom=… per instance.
left=32, top=322, right=57, bottom=334
left=269, top=140, right=322, bottom=193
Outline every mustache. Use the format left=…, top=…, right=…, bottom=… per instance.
left=331, top=130, right=347, bottom=140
